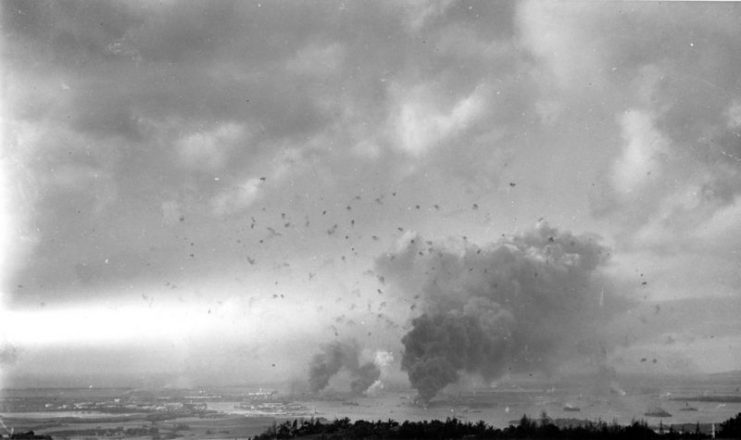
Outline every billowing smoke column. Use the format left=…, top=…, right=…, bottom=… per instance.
left=376, top=222, right=616, bottom=401
left=401, top=304, right=514, bottom=401
left=308, top=340, right=381, bottom=395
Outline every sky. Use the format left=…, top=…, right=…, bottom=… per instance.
left=1, top=1, right=741, bottom=389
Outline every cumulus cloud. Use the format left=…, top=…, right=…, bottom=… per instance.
left=211, top=177, right=264, bottom=217
left=517, top=1, right=603, bottom=91
left=520, top=2, right=741, bottom=260
left=175, top=122, right=248, bottom=171
left=392, top=83, right=488, bottom=156
left=610, top=110, right=668, bottom=197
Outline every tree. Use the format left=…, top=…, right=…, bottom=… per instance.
left=719, top=412, right=741, bottom=438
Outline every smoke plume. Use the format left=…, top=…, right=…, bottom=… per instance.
left=308, top=340, right=381, bottom=395
left=0, top=344, right=19, bottom=367
left=376, top=222, right=618, bottom=401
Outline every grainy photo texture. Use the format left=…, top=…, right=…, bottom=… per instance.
left=1, top=2, right=741, bottom=439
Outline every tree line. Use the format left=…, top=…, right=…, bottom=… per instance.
left=250, top=412, right=741, bottom=440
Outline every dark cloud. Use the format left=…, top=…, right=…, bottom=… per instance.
left=3, top=0, right=531, bottom=305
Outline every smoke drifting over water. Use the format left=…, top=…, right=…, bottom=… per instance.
left=377, top=223, right=619, bottom=401
left=308, top=340, right=381, bottom=395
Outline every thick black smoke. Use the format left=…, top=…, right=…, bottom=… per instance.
left=401, top=303, right=514, bottom=401
left=377, top=222, right=618, bottom=401
left=308, top=340, right=380, bottom=395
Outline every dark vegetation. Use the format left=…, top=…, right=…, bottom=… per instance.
left=719, top=412, right=741, bottom=439
left=251, top=412, right=741, bottom=440
left=9, top=431, right=53, bottom=439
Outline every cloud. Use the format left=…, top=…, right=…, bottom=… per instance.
left=392, top=83, right=488, bottom=157
left=434, top=25, right=514, bottom=61
left=518, top=1, right=741, bottom=266
left=517, top=1, right=603, bottom=91
left=692, top=196, right=741, bottom=249
left=160, top=200, right=183, bottom=226
left=3, top=1, right=741, bottom=389
left=211, top=177, right=264, bottom=217
left=610, top=110, right=668, bottom=197
left=727, top=101, right=741, bottom=129
left=0, top=132, right=40, bottom=299
left=394, top=0, right=457, bottom=32
left=176, top=122, right=248, bottom=171
left=286, top=42, right=345, bottom=77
